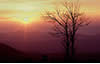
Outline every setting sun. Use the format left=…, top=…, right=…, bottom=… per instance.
left=23, top=18, right=29, bottom=24
left=24, top=18, right=28, bottom=22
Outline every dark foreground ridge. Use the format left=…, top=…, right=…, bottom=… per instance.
left=0, top=43, right=32, bottom=63
left=0, top=43, right=100, bottom=63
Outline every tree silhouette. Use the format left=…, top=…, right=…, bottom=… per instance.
left=43, top=0, right=90, bottom=59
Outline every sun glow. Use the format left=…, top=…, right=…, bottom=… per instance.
left=23, top=18, right=30, bottom=24
left=11, top=15, right=36, bottom=24
left=24, top=18, right=28, bottom=22
left=22, top=17, right=35, bottom=24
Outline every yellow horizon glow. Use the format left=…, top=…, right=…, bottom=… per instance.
left=0, top=0, right=99, bottom=24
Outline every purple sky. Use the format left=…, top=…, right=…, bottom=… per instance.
left=0, top=19, right=100, bottom=55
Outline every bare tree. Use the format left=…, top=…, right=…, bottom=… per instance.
left=63, top=1, right=90, bottom=56
left=42, top=0, right=90, bottom=58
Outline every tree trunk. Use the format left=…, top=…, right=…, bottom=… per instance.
left=64, top=25, right=71, bottom=62
left=64, top=41, right=70, bottom=62
left=66, top=44, right=70, bottom=56
left=71, top=16, right=75, bottom=56
left=71, top=37, right=75, bottom=56
left=65, top=25, right=70, bottom=56
left=72, top=41, right=75, bottom=56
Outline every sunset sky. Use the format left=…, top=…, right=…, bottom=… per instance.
left=0, top=0, right=100, bottom=24
left=0, top=0, right=100, bottom=54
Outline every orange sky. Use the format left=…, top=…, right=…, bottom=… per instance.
left=0, top=0, right=100, bottom=53
left=0, top=0, right=99, bottom=24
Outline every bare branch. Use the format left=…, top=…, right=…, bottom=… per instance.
left=45, top=11, right=65, bottom=29
left=56, top=9, right=66, bottom=24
